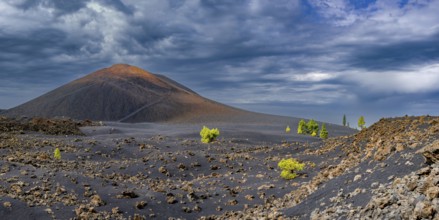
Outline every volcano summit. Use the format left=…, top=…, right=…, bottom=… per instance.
left=4, top=64, right=245, bottom=122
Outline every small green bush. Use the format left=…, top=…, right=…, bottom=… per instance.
left=278, top=158, right=305, bottom=180
left=285, top=125, right=291, bottom=133
left=200, top=126, right=220, bottom=143
left=54, top=147, right=61, bottom=160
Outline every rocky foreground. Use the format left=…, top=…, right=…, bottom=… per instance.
left=0, top=116, right=438, bottom=219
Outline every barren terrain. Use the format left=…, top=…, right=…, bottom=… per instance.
left=0, top=115, right=438, bottom=219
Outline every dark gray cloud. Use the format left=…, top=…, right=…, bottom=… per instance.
left=15, top=0, right=133, bottom=15
left=0, top=0, right=438, bottom=125
left=346, top=32, right=439, bottom=71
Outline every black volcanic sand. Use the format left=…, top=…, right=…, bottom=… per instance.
left=0, top=115, right=355, bottom=219
left=1, top=116, right=437, bottom=219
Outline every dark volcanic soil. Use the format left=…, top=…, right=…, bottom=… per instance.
left=0, top=115, right=438, bottom=220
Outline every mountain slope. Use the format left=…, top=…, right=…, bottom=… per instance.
left=3, top=64, right=247, bottom=122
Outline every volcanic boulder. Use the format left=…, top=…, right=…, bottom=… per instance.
left=417, top=140, right=439, bottom=164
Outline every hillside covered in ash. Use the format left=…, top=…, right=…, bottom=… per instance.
left=2, top=64, right=247, bottom=123
left=0, top=115, right=437, bottom=219
left=211, top=115, right=439, bottom=219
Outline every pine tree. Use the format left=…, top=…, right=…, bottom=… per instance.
left=54, top=148, right=61, bottom=160
left=297, top=119, right=306, bottom=134
left=320, top=123, right=328, bottom=139
left=358, top=116, right=366, bottom=130
left=307, top=119, right=319, bottom=135
left=343, top=114, right=346, bottom=126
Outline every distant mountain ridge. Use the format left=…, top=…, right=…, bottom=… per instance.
left=3, top=64, right=246, bottom=122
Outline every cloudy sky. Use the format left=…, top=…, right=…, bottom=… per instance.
left=1, top=0, right=438, bottom=126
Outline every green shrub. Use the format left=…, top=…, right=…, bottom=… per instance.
left=54, top=148, right=61, bottom=160
left=200, top=126, right=220, bottom=143
left=319, top=123, right=328, bottom=139
left=280, top=170, right=298, bottom=179
left=278, top=158, right=305, bottom=180
left=285, top=125, right=291, bottom=133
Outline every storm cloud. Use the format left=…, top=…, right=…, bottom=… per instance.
left=1, top=0, right=438, bottom=125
